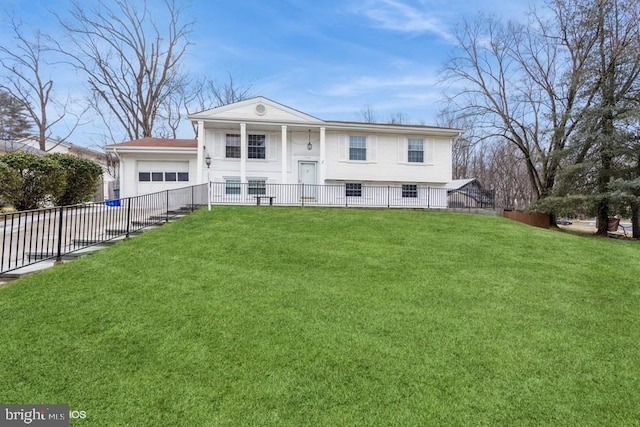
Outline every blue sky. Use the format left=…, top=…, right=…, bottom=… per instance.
left=1, top=0, right=538, bottom=145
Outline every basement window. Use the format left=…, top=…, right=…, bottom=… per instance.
left=345, top=183, right=362, bottom=197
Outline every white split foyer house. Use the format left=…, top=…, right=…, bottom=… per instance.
left=107, top=97, right=465, bottom=208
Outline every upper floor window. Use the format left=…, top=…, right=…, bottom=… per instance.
left=408, top=138, right=424, bottom=163
left=349, top=136, right=367, bottom=161
left=226, top=134, right=241, bottom=158
left=248, top=134, right=266, bottom=159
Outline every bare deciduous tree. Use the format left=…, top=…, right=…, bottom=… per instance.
left=359, top=104, right=377, bottom=123
left=443, top=6, right=598, bottom=208
left=168, top=73, right=254, bottom=138
left=57, top=0, right=193, bottom=141
left=0, top=15, right=83, bottom=151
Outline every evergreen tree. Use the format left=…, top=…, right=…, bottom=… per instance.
left=0, top=90, right=32, bottom=140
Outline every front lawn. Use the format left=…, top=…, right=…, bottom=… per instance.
left=0, top=207, right=639, bottom=425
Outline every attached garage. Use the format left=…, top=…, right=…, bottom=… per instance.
left=136, top=160, right=191, bottom=195
left=106, top=138, right=198, bottom=198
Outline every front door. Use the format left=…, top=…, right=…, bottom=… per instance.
left=298, top=161, right=317, bottom=199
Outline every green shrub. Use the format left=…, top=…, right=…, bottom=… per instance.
left=0, top=152, right=66, bottom=210
left=49, top=153, right=103, bottom=206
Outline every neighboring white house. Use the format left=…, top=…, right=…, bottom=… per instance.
left=107, top=97, right=462, bottom=207
left=16, top=136, right=116, bottom=201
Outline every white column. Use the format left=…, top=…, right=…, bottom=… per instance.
left=240, top=123, right=247, bottom=184
left=196, top=120, right=205, bottom=184
left=281, top=125, right=287, bottom=184
left=319, top=126, right=326, bottom=184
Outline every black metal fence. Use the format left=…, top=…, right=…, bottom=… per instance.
left=1, top=184, right=207, bottom=274
left=1, top=182, right=494, bottom=275
left=209, top=182, right=495, bottom=210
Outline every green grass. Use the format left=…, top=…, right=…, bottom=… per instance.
left=1, top=206, right=639, bottom=426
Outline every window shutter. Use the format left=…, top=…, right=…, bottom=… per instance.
left=268, top=133, right=277, bottom=160
left=212, top=132, right=224, bottom=159
left=368, top=136, right=377, bottom=162
left=338, top=135, right=347, bottom=161
left=425, top=139, right=435, bottom=164
left=397, top=137, right=407, bottom=163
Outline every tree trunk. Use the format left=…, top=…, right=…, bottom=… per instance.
left=596, top=198, right=610, bottom=236
left=631, top=201, right=640, bottom=239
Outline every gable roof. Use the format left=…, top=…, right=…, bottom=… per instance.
left=188, top=96, right=461, bottom=136
left=188, top=96, right=324, bottom=124
left=444, top=178, right=478, bottom=190
left=0, top=139, right=47, bottom=155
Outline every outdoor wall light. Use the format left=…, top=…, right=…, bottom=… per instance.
left=307, top=129, right=312, bottom=150
left=205, top=154, right=211, bottom=167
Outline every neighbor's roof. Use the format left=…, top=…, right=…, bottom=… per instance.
left=106, top=137, right=198, bottom=148
left=0, top=139, right=47, bottom=155
left=444, top=178, right=478, bottom=190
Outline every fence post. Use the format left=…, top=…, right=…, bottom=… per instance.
left=191, top=186, right=195, bottom=212
left=427, top=187, right=431, bottom=209
left=387, top=186, right=390, bottom=208
left=126, top=197, right=132, bottom=238
left=55, top=206, right=64, bottom=264
left=301, top=183, right=305, bottom=207
left=166, top=190, right=169, bottom=223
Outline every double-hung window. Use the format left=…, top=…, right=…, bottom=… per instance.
left=225, top=178, right=241, bottom=195
left=248, top=179, right=266, bottom=195
left=248, top=134, right=266, bottom=159
left=408, top=138, right=424, bottom=163
left=349, top=136, right=367, bottom=161
left=226, top=134, right=241, bottom=158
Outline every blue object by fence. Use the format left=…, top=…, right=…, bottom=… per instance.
left=105, top=199, right=121, bottom=207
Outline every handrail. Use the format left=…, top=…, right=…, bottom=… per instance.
left=1, top=184, right=207, bottom=274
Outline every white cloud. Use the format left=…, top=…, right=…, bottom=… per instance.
left=354, top=0, right=453, bottom=41
left=321, top=73, right=439, bottom=97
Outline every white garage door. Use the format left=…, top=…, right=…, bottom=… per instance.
left=137, top=161, right=191, bottom=195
